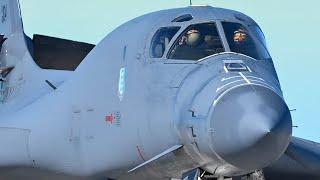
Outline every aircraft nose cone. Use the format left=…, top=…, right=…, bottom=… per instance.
left=210, top=85, right=292, bottom=170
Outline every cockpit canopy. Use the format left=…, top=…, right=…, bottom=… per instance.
left=150, top=21, right=271, bottom=61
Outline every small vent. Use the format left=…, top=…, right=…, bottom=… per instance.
left=224, top=62, right=250, bottom=72
left=172, top=14, right=193, bottom=22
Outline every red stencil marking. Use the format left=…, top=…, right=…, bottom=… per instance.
left=105, top=114, right=114, bottom=123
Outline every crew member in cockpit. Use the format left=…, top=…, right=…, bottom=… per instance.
left=233, top=28, right=247, bottom=43
left=233, top=28, right=248, bottom=53
left=171, top=28, right=203, bottom=60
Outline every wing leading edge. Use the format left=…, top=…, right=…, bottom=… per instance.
left=263, top=137, right=320, bottom=180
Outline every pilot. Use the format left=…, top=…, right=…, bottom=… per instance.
left=171, top=28, right=203, bottom=59
left=233, top=28, right=247, bottom=43
left=186, top=29, right=202, bottom=46
left=232, top=28, right=257, bottom=57
left=178, top=29, right=202, bottom=46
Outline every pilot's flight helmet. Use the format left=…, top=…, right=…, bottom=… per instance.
left=233, top=29, right=247, bottom=43
left=186, top=29, right=201, bottom=46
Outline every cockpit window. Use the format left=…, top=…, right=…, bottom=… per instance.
left=168, top=23, right=224, bottom=60
left=222, top=22, right=271, bottom=60
left=251, top=26, right=267, bottom=47
left=150, top=27, right=180, bottom=58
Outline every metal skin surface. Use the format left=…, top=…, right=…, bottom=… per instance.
left=263, top=137, right=320, bottom=180
left=0, top=1, right=313, bottom=180
left=210, top=85, right=292, bottom=170
left=172, top=54, right=291, bottom=177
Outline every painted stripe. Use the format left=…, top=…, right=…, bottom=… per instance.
left=239, top=72, right=251, bottom=84
left=136, top=145, right=146, bottom=162
left=221, top=76, right=242, bottom=82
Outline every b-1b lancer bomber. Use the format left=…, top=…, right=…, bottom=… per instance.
left=0, top=0, right=319, bottom=180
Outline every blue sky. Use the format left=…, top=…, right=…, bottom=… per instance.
left=19, top=0, right=320, bottom=142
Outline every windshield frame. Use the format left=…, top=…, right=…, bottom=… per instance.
left=147, top=20, right=272, bottom=63
left=149, top=26, right=182, bottom=59
left=145, top=24, right=184, bottom=63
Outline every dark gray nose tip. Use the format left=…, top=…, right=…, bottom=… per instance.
left=210, top=85, right=292, bottom=170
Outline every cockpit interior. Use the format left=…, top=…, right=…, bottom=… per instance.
left=150, top=17, right=271, bottom=61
